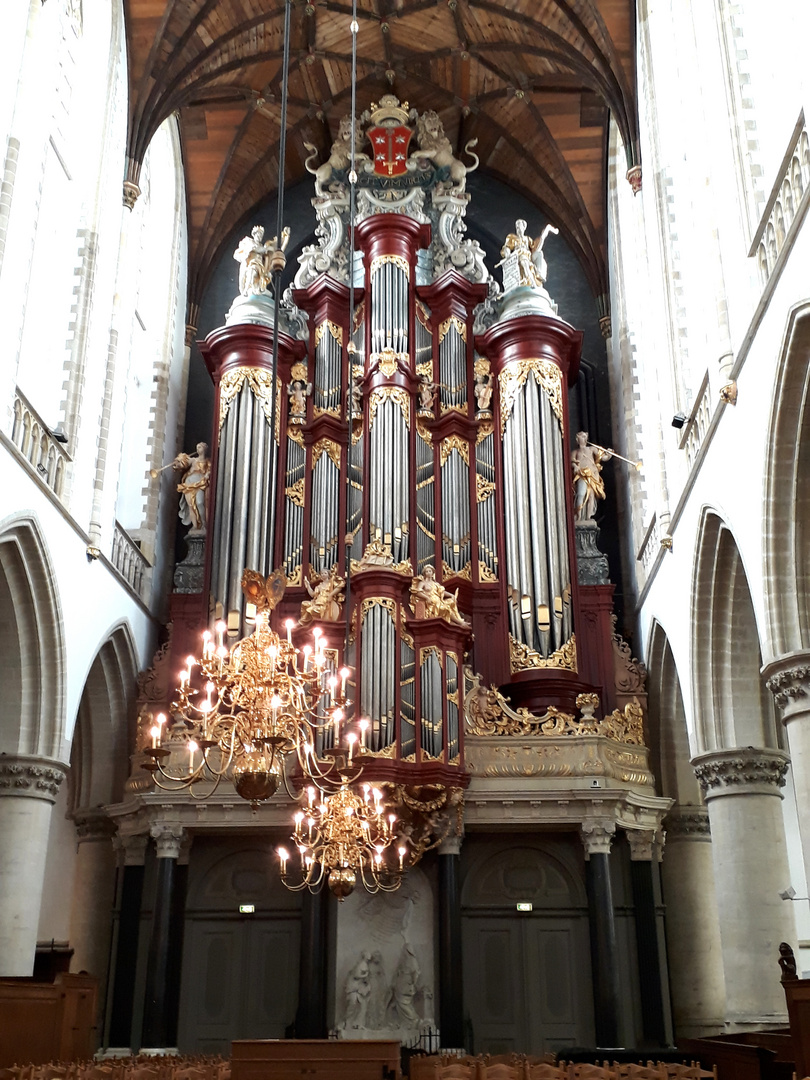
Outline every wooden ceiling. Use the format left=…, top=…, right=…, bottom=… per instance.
left=123, top=0, right=638, bottom=313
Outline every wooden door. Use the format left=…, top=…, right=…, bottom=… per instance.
left=462, top=913, right=593, bottom=1055
left=178, top=916, right=300, bottom=1052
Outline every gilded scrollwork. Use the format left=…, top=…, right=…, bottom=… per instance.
left=498, top=358, right=563, bottom=436
left=478, top=560, right=498, bottom=582
left=285, top=478, right=305, bottom=507
left=476, top=474, right=495, bottom=502
left=312, top=438, right=342, bottom=470
left=370, top=253, right=410, bottom=279
left=438, top=315, right=467, bottom=343
left=314, top=320, right=343, bottom=347
left=219, top=367, right=279, bottom=431
left=509, top=633, right=577, bottom=673
left=368, top=386, right=411, bottom=430
left=440, top=434, right=470, bottom=466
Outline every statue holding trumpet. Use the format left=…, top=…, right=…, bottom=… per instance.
left=571, top=431, right=641, bottom=522
left=151, top=441, right=211, bottom=534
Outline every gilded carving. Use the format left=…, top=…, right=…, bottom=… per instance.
left=440, top=434, right=470, bottom=466
left=438, top=315, right=467, bottom=343
left=478, top=560, right=498, bottom=582
left=312, top=438, right=342, bottom=470
left=370, top=253, right=410, bottom=279
left=368, top=386, right=411, bottom=430
left=509, top=633, right=577, bottom=673
left=314, top=320, right=343, bottom=347
left=219, top=367, right=278, bottom=430
left=285, top=478, right=305, bottom=507
left=498, top=358, right=563, bottom=435
left=360, top=596, right=397, bottom=624
left=476, top=474, right=495, bottom=502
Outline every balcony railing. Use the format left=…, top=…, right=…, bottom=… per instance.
left=11, top=388, right=70, bottom=498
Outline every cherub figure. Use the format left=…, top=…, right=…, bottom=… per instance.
left=288, top=377, right=312, bottom=421
left=300, top=566, right=345, bottom=625
left=417, top=374, right=437, bottom=414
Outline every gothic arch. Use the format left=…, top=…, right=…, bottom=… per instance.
left=0, top=513, right=65, bottom=760
left=646, top=620, right=700, bottom=805
left=69, top=622, right=138, bottom=811
left=762, top=302, right=810, bottom=658
left=691, top=508, right=776, bottom=754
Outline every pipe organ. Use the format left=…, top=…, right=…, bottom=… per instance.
left=199, top=95, right=599, bottom=790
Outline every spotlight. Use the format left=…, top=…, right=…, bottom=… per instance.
left=671, top=413, right=688, bottom=429
left=49, top=424, right=68, bottom=443
left=779, top=887, right=796, bottom=901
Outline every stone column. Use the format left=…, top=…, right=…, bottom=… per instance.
left=0, top=755, right=66, bottom=976
left=107, top=833, right=148, bottom=1051
left=141, top=824, right=185, bottom=1051
left=765, top=654, right=810, bottom=888
left=581, top=820, right=622, bottom=1049
left=296, top=888, right=328, bottom=1038
left=69, top=811, right=117, bottom=981
left=692, top=747, right=795, bottom=1028
left=626, top=829, right=672, bottom=1048
left=660, top=807, right=725, bottom=1037
left=438, top=834, right=465, bottom=1050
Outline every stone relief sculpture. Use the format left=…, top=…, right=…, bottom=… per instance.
left=571, top=430, right=612, bottom=522
left=342, top=952, right=371, bottom=1029
left=172, top=442, right=211, bottom=533
left=299, top=566, right=345, bottom=625
left=410, top=566, right=470, bottom=627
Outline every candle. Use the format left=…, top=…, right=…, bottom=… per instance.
left=278, top=847, right=288, bottom=875
left=307, top=786, right=316, bottom=807
left=286, top=619, right=294, bottom=644
left=359, top=718, right=369, bottom=747
left=188, top=740, right=198, bottom=775
left=340, top=667, right=350, bottom=698
left=150, top=725, right=159, bottom=749
left=398, top=845, right=406, bottom=871
left=346, top=732, right=357, bottom=763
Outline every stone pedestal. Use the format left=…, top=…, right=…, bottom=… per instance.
left=173, top=533, right=205, bottom=594
left=765, top=654, right=810, bottom=890
left=661, top=807, right=725, bottom=1037
left=575, top=521, right=610, bottom=586
left=0, top=756, right=66, bottom=976
left=693, top=747, right=796, bottom=1028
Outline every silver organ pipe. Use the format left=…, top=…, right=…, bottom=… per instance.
left=440, top=441, right=471, bottom=576
left=446, top=652, right=459, bottom=761
left=475, top=425, right=498, bottom=580
left=314, top=322, right=342, bottom=415
left=416, top=422, right=435, bottom=573
left=419, top=648, right=444, bottom=759
left=438, top=318, right=467, bottom=414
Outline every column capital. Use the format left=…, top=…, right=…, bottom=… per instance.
left=150, top=821, right=185, bottom=859
left=438, top=834, right=463, bottom=856
left=115, top=831, right=149, bottom=866
left=73, top=808, right=117, bottom=842
left=625, top=827, right=664, bottom=862
left=580, top=818, right=616, bottom=858
left=665, top=806, right=711, bottom=841
left=692, top=746, right=790, bottom=800
left=763, top=652, right=810, bottom=717
left=0, top=754, right=68, bottom=802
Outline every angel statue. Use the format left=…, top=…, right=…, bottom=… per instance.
left=287, top=377, right=312, bottom=422
left=300, top=566, right=346, bottom=625
left=233, top=225, right=291, bottom=296
left=571, top=430, right=612, bottom=521
left=172, top=442, right=211, bottom=533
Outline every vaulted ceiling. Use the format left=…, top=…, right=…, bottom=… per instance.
left=123, top=0, right=639, bottom=314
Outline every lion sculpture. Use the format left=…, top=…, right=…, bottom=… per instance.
left=304, top=117, right=369, bottom=197
left=412, top=110, right=479, bottom=194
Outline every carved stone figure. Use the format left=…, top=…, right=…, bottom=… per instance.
left=233, top=225, right=290, bottom=296
left=300, top=566, right=345, bottom=625
left=410, top=565, right=470, bottom=627
left=571, top=430, right=612, bottom=522
left=304, top=118, right=369, bottom=198
left=343, top=952, right=371, bottom=1029
left=412, top=111, right=479, bottom=194
left=474, top=371, right=493, bottom=414
left=349, top=380, right=363, bottom=418
left=173, top=442, right=211, bottom=533
left=498, top=220, right=558, bottom=290
left=779, top=941, right=798, bottom=981
left=388, top=943, right=423, bottom=1028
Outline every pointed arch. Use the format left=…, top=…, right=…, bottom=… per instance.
left=69, top=622, right=138, bottom=811
left=762, top=302, right=810, bottom=658
left=646, top=620, right=701, bottom=805
left=0, top=513, right=66, bottom=759
left=691, top=508, right=777, bottom=754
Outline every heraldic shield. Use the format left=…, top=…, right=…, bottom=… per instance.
left=369, top=124, right=413, bottom=176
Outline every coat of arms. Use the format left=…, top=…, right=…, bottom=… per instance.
left=363, top=95, right=416, bottom=178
